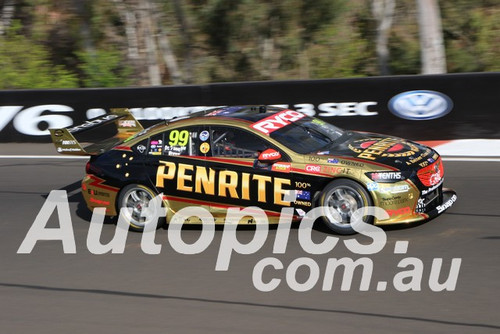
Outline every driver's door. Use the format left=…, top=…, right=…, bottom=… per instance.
left=206, top=126, right=293, bottom=222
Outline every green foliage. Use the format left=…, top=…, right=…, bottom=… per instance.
left=77, top=50, right=131, bottom=87
left=309, top=23, right=370, bottom=78
left=0, top=22, right=78, bottom=89
left=0, top=0, right=498, bottom=88
left=299, top=0, right=343, bottom=43
left=441, top=1, right=500, bottom=72
left=388, top=34, right=421, bottom=75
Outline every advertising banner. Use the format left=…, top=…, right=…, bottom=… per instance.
left=0, top=72, right=498, bottom=142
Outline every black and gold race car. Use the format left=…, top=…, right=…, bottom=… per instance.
left=50, top=106, right=457, bottom=234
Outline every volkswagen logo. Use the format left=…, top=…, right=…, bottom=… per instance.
left=388, top=90, right=453, bottom=120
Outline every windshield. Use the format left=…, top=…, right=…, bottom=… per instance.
left=270, top=117, right=344, bottom=154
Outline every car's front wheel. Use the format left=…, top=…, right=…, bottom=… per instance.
left=318, top=179, right=373, bottom=234
left=117, top=184, right=164, bottom=232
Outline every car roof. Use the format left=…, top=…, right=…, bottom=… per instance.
left=125, top=106, right=292, bottom=145
left=176, top=105, right=288, bottom=123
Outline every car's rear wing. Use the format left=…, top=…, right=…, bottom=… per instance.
left=49, top=108, right=144, bottom=156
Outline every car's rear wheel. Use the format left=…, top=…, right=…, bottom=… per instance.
left=319, top=179, right=373, bottom=234
left=117, top=184, right=164, bottom=232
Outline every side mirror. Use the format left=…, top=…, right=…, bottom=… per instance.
left=258, top=148, right=281, bottom=162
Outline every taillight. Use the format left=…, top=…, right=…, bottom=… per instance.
left=85, top=161, right=91, bottom=174
left=417, top=158, right=443, bottom=187
left=85, top=161, right=101, bottom=175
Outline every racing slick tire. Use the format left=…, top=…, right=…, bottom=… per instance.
left=117, top=184, right=165, bottom=232
left=319, top=179, right=373, bottom=235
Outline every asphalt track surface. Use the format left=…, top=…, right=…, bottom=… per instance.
left=1, top=144, right=499, bottom=334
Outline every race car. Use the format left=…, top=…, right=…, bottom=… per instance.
left=49, top=106, right=457, bottom=234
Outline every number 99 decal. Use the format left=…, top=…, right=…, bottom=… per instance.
left=169, top=130, right=189, bottom=146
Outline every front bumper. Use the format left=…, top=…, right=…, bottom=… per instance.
left=424, top=188, right=457, bottom=220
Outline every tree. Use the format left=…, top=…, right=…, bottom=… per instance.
left=0, top=22, right=78, bottom=89
left=77, top=50, right=131, bottom=87
left=416, top=0, right=447, bottom=73
left=371, top=0, right=395, bottom=75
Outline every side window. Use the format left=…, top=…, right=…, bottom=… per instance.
left=163, top=126, right=205, bottom=157
left=211, top=127, right=269, bottom=158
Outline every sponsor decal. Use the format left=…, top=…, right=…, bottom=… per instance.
left=271, top=162, right=291, bottom=173
left=380, top=184, right=410, bottom=194
left=200, top=142, right=210, bottom=154
left=164, top=145, right=187, bottom=155
left=366, top=171, right=403, bottom=181
left=149, top=139, right=163, bottom=154
left=61, top=140, right=77, bottom=145
left=261, top=149, right=281, bottom=160
left=340, top=159, right=364, bottom=167
left=296, top=190, right=311, bottom=200
left=69, top=115, right=118, bottom=133
left=199, top=130, right=210, bottom=141
left=388, top=90, right=453, bottom=120
left=295, top=181, right=311, bottom=189
left=251, top=109, right=305, bottom=134
left=136, top=144, right=146, bottom=153
left=349, top=138, right=419, bottom=160
left=118, top=120, right=136, bottom=128
left=305, top=164, right=321, bottom=174
left=156, top=161, right=292, bottom=206
left=419, top=161, right=429, bottom=168
left=368, top=182, right=410, bottom=194
left=380, top=196, right=409, bottom=206
left=89, top=197, right=110, bottom=206
left=437, top=194, right=457, bottom=214
left=406, top=148, right=432, bottom=166
left=386, top=206, right=412, bottom=217
left=321, top=166, right=350, bottom=175
left=421, top=179, right=443, bottom=195
left=416, top=198, right=426, bottom=211
left=57, top=147, right=82, bottom=152
left=294, top=200, right=312, bottom=207
left=327, top=158, right=339, bottom=164
left=429, top=173, right=442, bottom=186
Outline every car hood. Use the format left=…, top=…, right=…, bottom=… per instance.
left=310, top=131, right=438, bottom=170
